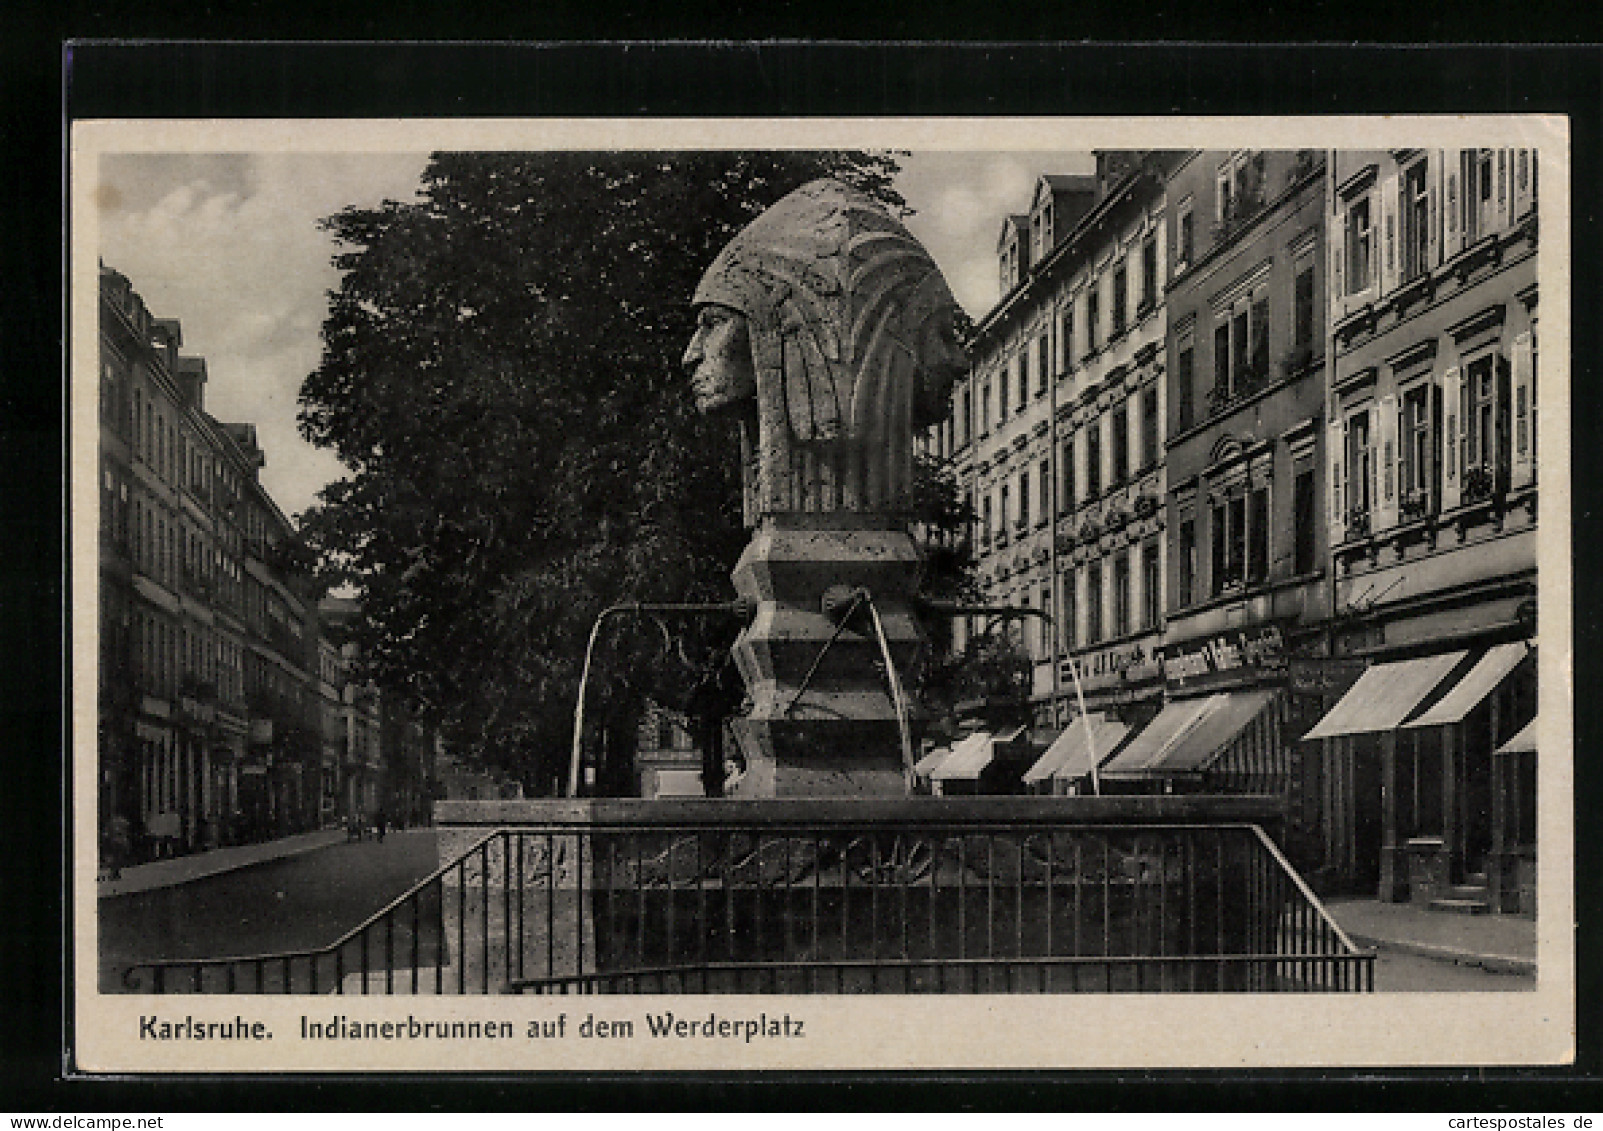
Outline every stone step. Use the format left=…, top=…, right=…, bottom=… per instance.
left=1429, top=896, right=1491, bottom=915
left=1447, top=883, right=1491, bottom=901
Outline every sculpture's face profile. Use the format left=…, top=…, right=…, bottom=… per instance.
left=683, top=303, right=756, bottom=415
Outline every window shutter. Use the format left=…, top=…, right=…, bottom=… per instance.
left=1444, top=151, right=1463, bottom=258
left=1328, top=416, right=1345, bottom=545
left=1495, top=149, right=1511, bottom=233
left=1511, top=333, right=1533, bottom=489
left=1441, top=366, right=1462, bottom=510
left=1367, top=406, right=1380, bottom=515
left=1428, top=151, right=1443, bottom=268
left=1330, top=214, right=1346, bottom=320
left=1380, top=170, right=1400, bottom=295
left=1513, top=149, right=1534, bottom=219
left=1376, top=393, right=1399, bottom=531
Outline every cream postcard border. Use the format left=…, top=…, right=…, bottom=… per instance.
left=69, top=115, right=1574, bottom=1073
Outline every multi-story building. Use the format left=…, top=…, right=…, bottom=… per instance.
left=956, top=154, right=1176, bottom=765
left=1102, top=150, right=1333, bottom=803
left=99, top=266, right=332, bottom=866
left=319, top=595, right=386, bottom=822
left=1302, top=147, right=1539, bottom=912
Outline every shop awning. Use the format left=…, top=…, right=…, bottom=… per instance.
left=1301, top=650, right=1468, bottom=741
left=1022, top=714, right=1130, bottom=784
left=929, top=731, right=994, bottom=782
left=1153, top=689, right=1279, bottom=775
left=1496, top=718, right=1538, bottom=756
left=1404, top=642, right=1533, bottom=729
left=913, top=743, right=955, bottom=778
left=1100, top=696, right=1218, bottom=779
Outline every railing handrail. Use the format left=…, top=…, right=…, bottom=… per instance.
left=1247, top=823, right=1367, bottom=955
left=510, top=952, right=1376, bottom=993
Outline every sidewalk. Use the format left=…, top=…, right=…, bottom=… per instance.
left=97, top=827, right=350, bottom=898
left=1325, top=897, right=1537, bottom=975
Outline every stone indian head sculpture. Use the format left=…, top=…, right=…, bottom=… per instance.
left=684, top=178, right=965, bottom=525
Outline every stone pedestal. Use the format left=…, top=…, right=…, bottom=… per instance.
left=1404, top=836, right=1448, bottom=904
left=727, top=514, right=925, bottom=797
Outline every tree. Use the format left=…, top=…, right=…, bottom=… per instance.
left=298, top=151, right=907, bottom=791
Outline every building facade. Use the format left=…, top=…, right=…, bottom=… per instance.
left=98, top=266, right=406, bottom=867
left=1308, top=147, right=1539, bottom=911
left=957, top=155, right=1176, bottom=746
left=1129, top=149, right=1332, bottom=808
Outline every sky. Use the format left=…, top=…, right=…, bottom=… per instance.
left=97, top=148, right=1094, bottom=520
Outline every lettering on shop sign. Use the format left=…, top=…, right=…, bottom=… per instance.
left=1062, top=641, right=1160, bottom=684
left=1160, top=625, right=1286, bottom=685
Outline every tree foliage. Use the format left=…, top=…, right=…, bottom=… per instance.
left=298, top=151, right=908, bottom=789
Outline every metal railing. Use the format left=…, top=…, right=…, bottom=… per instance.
left=118, top=798, right=1371, bottom=995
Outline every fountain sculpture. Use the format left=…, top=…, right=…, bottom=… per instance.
left=682, top=179, right=966, bottom=796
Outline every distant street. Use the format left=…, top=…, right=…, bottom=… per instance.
left=98, top=827, right=439, bottom=989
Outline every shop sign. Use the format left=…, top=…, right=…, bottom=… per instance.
left=1062, top=638, right=1163, bottom=686
left=1161, top=624, right=1286, bottom=689
left=1288, top=656, right=1368, bottom=696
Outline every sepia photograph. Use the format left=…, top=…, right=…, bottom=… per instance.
left=70, top=115, right=1573, bottom=1072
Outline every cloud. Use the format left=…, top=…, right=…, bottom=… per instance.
left=100, top=153, right=429, bottom=518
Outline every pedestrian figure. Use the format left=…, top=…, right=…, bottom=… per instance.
left=375, top=808, right=386, bottom=843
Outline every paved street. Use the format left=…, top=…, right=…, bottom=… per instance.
left=1372, top=949, right=1535, bottom=992
left=99, top=827, right=439, bottom=990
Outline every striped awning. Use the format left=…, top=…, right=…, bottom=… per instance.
left=1496, top=718, right=1538, bottom=756
left=1301, top=651, right=1468, bottom=741
left=1404, top=643, right=1533, bottom=729
left=1101, top=691, right=1277, bottom=779
left=1101, top=696, right=1218, bottom=779
left=1022, top=714, right=1129, bottom=784
left=928, top=732, right=993, bottom=781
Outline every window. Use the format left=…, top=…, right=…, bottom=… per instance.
left=1401, top=159, right=1431, bottom=282
left=998, top=367, right=1009, bottom=422
left=982, top=494, right=993, bottom=543
left=1038, top=459, right=1050, bottom=526
left=1346, top=196, right=1373, bottom=294
left=1086, top=289, right=1100, bottom=352
left=1209, top=482, right=1269, bottom=595
left=1017, top=472, right=1030, bottom=531
left=1178, top=516, right=1196, bottom=608
left=1086, top=418, right=1102, bottom=498
left=1346, top=410, right=1374, bottom=521
left=1112, top=263, right=1128, bottom=336
left=980, top=382, right=991, bottom=434
left=1112, top=553, right=1131, bottom=639
left=1177, top=344, right=1195, bottom=431
left=1142, top=538, right=1161, bottom=630
left=1294, top=468, right=1317, bottom=575
left=1061, top=437, right=1075, bottom=512
left=1217, top=152, right=1266, bottom=226
left=1111, top=403, right=1129, bottom=486
left=1037, top=336, right=1049, bottom=395
left=1086, top=562, right=1103, bottom=644
left=1213, top=289, right=1271, bottom=403
left=1141, top=236, right=1158, bottom=311
left=1461, top=353, right=1510, bottom=491
left=1177, top=200, right=1195, bottom=269
left=1018, top=352, right=1029, bottom=410
left=998, top=485, right=1010, bottom=540
left=959, top=386, right=972, bottom=447
left=1400, top=381, right=1440, bottom=515
left=1061, top=571, right=1076, bottom=651
left=1247, top=487, right=1269, bottom=584
left=1061, top=311, right=1074, bottom=373
left=1141, top=386, right=1159, bottom=471
left=1293, top=256, right=1316, bottom=359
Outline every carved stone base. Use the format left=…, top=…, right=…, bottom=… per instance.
left=726, top=515, right=925, bottom=797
